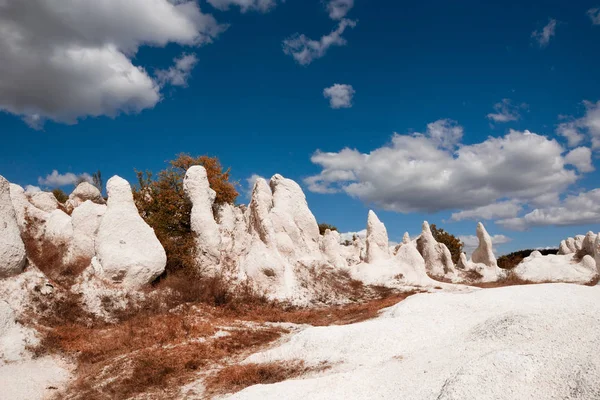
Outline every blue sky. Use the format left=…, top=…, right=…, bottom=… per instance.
left=1, top=0, right=599, bottom=254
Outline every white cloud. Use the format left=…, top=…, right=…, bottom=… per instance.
left=326, top=0, right=354, bottom=20
left=531, top=19, right=557, bottom=47
left=498, top=189, right=600, bottom=230
left=24, top=185, right=41, bottom=194
left=459, top=234, right=512, bottom=256
left=587, top=8, right=600, bottom=25
left=487, top=99, right=526, bottom=123
left=283, top=19, right=357, bottom=66
left=564, top=147, right=594, bottom=173
left=323, top=84, right=355, bottom=109
left=451, top=201, right=523, bottom=222
left=557, top=100, right=600, bottom=150
left=206, top=0, right=282, bottom=13
left=38, top=170, right=92, bottom=187
left=0, top=0, right=226, bottom=128
left=156, top=53, right=198, bottom=87
left=305, top=123, right=585, bottom=215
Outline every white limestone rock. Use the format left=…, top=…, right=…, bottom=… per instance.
left=67, top=182, right=105, bottom=210
left=514, top=253, right=598, bottom=284
left=558, top=240, right=572, bottom=255
left=94, top=176, right=166, bottom=288
left=69, top=201, right=106, bottom=262
left=595, top=235, right=600, bottom=270
left=416, top=221, right=456, bottom=279
left=365, top=210, right=390, bottom=263
left=565, top=237, right=577, bottom=253
left=268, top=175, right=321, bottom=261
left=578, top=231, right=597, bottom=258
left=247, top=178, right=276, bottom=247
left=393, top=241, right=437, bottom=286
left=320, top=229, right=347, bottom=269
left=471, top=222, right=498, bottom=268
left=43, top=210, right=73, bottom=245
left=0, top=177, right=27, bottom=278
left=184, top=166, right=221, bottom=265
left=27, top=192, right=58, bottom=213
left=8, top=184, right=48, bottom=233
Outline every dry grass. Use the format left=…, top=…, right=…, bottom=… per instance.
left=204, top=360, right=328, bottom=397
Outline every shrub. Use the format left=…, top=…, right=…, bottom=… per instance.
left=133, top=153, right=238, bottom=274
left=430, top=224, right=463, bottom=264
left=318, top=223, right=338, bottom=235
left=52, top=188, right=68, bottom=203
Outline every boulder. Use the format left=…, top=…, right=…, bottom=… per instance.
left=558, top=240, right=572, bottom=255
left=578, top=232, right=597, bottom=259
left=320, top=229, right=347, bottom=269
left=94, top=176, right=166, bottom=288
left=416, top=221, right=456, bottom=278
left=66, top=182, right=105, bottom=211
left=8, top=184, right=48, bottom=233
left=565, top=237, right=577, bottom=253
left=70, top=201, right=106, bottom=262
left=0, top=176, right=27, bottom=278
left=365, top=210, right=390, bottom=263
left=183, top=166, right=221, bottom=265
left=43, top=210, right=73, bottom=245
left=27, top=192, right=58, bottom=213
left=471, top=222, right=498, bottom=268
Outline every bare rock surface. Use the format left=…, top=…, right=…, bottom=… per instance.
left=416, top=221, right=456, bottom=279
left=27, top=191, right=58, bottom=213
left=94, top=176, right=166, bottom=288
left=0, top=176, right=27, bottom=278
left=67, top=182, right=105, bottom=210
left=365, top=210, right=390, bottom=263
left=70, top=201, right=106, bottom=262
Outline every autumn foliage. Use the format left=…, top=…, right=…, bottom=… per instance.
left=133, top=153, right=238, bottom=274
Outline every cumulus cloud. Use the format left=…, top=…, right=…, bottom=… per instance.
left=283, top=19, right=356, bottom=66
left=326, top=0, right=354, bottom=20
left=557, top=100, right=600, bottom=149
left=207, top=0, right=282, bottom=13
left=498, top=189, right=600, bottom=230
left=459, top=234, right=512, bottom=256
left=588, top=8, right=600, bottom=25
left=323, top=84, right=355, bottom=109
left=305, top=122, right=586, bottom=215
left=487, top=99, right=527, bottom=123
left=0, top=0, right=226, bottom=128
left=38, top=170, right=92, bottom=187
left=564, top=147, right=594, bottom=173
left=156, top=53, right=198, bottom=87
left=24, top=185, right=42, bottom=194
left=531, top=19, right=557, bottom=47
left=451, top=201, right=523, bottom=222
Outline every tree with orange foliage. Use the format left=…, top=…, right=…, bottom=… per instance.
left=133, top=154, right=238, bottom=274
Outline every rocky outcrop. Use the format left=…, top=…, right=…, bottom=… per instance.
left=9, top=184, right=48, bottom=233
left=70, top=201, right=106, bottom=262
left=94, top=176, right=166, bottom=288
left=320, top=229, right=347, bottom=269
left=471, top=223, right=497, bottom=268
left=184, top=166, right=221, bottom=266
left=0, top=176, right=27, bottom=278
left=365, top=210, right=390, bottom=263
left=27, top=192, right=59, bottom=213
left=416, top=221, right=455, bottom=279
left=66, top=182, right=105, bottom=211
left=43, top=210, right=73, bottom=245
left=268, top=175, right=321, bottom=261
left=514, top=251, right=598, bottom=284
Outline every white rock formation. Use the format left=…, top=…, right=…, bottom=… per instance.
left=416, top=221, right=456, bottom=279
left=514, top=251, right=598, bottom=284
left=0, top=177, right=27, bottom=278
left=43, top=210, right=73, bottom=245
left=558, top=240, right=571, bottom=255
left=67, top=182, right=105, bottom=210
left=365, top=210, right=390, bottom=263
left=70, top=201, right=106, bottom=262
left=94, top=176, right=166, bottom=288
left=8, top=184, right=48, bottom=233
left=268, top=175, right=321, bottom=262
left=184, top=166, right=221, bottom=266
left=595, top=235, right=600, bottom=269
left=320, top=229, right=347, bottom=269
left=471, top=223, right=497, bottom=268
left=27, top=192, right=58, bottom=213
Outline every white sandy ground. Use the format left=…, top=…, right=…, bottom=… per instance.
left=223, top=284, right=600, bottom=400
